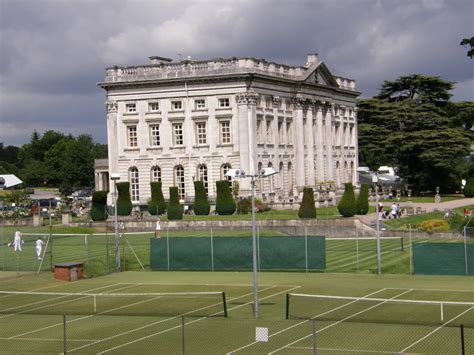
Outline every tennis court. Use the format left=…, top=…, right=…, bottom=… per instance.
left=0, top=271, right=472, bottom=353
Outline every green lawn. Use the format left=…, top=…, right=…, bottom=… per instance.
left=0, top=271, right=471, bottom=354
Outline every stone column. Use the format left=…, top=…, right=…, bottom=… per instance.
left=293, top=97, right=306, bottom=189
left=305, top=101, right=315, bottom=187
left=353, top=107, right=360, bottom=185
left=325, top=103, right=334, bottom=181
left=106, top=100, right=118, bottom=205
left=315, top=103, right=325, bottom=182
left=236, top=92, right=258, bottom=193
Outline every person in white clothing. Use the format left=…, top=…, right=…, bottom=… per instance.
left=13, top=229, right=22, bottom=252
left=390, top=203, right=398, bottom=219
left=155, top=217, right=161, bottom=238
left=36, top=237, right=44, bottom=260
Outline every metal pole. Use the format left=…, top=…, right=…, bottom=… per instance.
left=251, top=176, right=259, bottom=318
left=114, top=181, right=121, bottom=272
left=375, top=183, right=382, bottom=274
left=463, top=226, right=468, bottom=276
left=63, top=314, right=67, bottom=354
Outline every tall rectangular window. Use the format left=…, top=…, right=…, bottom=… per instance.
left=126, top=103, right=136, bottom=113
left=286, top=121, right=293, bottom=144
left=218, top=98, right=230, bottom=108
left=266, top=120, right=272, bottom=144
left=130, top=167, right=139, bottom=202
left=196, top=122, right=207, bottom=145
left=150, top=124, right=160, bottom=146
left=173, top=123, right=184, bottom=146
left=278, top=120, right=284, bottom=144
left=257, top=120, right=263, bottom=144
left=127, top=126, right=138, bottom=147
left=175, top=166, right=185, bottom=200
left=220, top=121, right=231, bottom=144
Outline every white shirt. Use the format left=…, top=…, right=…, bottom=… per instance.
left=14, top=230, right=21, bottom=241
left=36, top=239, right=44, bottom=248
left=391, top=204, right=398, bottom=215
left=155, top=221, right=161, bottom=230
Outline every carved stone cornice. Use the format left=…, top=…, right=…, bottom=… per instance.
left=292, top=96, right=306, bottom=110
left=236, top=92, right=259, bottom=105
left=105, top=100, right=118, bottom=113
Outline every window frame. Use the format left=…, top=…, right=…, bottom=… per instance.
left=127, top=125, right=138, bottom=147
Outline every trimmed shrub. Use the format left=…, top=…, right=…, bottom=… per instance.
left=193, top=181, right=210, bottom=215
left=116, top=182, right=133, bottom=216
left=90, top=190, right=108, bottom=221
left=215, top=180, right=236, bottom=215
left=417, top=219, right=449, bottom=233
left=298, top=187, right=316, bottom=218
left=167, top=186, right=183, bottom=220
left=463, top=176, right=474, bottom=197
left=236, top=197, right=252, bottom=214
left=148, top=182, right=167, bottom=215
left=356, top=184, right=370, bottom=215
left=338, top=183, right=357, bottom=217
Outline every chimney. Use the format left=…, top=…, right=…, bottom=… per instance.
left=306, top=53, right=319, bottom=67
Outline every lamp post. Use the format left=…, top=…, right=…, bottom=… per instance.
left=111, top=173, right=121, bottom=272
left=225, top=167, right=277, bottom=318
left=373, top=173, right=382, bottom=275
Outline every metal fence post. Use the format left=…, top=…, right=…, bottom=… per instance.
left=312, top=319, right=316, bottom=355
left=461, top=324, right=465, bottom=355
left=463, top=226, right=468, bottom=276
left=63, top=314, right=67, bottom=354
left=182, top=316, right=185, bottom=355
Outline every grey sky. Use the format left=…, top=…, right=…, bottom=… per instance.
left=1, top=0, right=473, bottom=147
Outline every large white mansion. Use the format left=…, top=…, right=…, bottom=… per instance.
left=95, top=53, right=359, bottom=206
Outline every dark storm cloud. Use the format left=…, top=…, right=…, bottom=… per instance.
left=1, top=0, right=472, bottom=146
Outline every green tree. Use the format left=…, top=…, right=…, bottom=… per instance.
left=338, top=183, right=357, bottom=217
left=356, top=184, right=369, bottom=215
left=167, top=186, right=183, bottom=220
left=215, top=180, right=236, bottom=215
left=116, top=182, right=133, bottom=216
left=460, top=37, right=474, bottom=58
left=463, top=177, right=474, bottom=197
left=298, top=187, right=316, bottom=218
left=148, top=182, right=167, bottom=215
left=193, top=181, right=210, bottom=215
left=90, top=191, right=108, bottom=221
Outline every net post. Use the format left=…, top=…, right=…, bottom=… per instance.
left=285, top=293, right=290, bottom=320
left=222, top=292, right=228, bottom=317
left=94, top=295, right=97, bottom=313
left=461, top=324, right=465, bottom=355
left=441, top=303, right=444, bottom=322
left=311, top=319, right=316, bottom=355
left=181, top=316, right=185, bottom=355
left=63, top=314, right=67, bottom=354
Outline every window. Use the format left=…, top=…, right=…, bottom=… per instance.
left=285, top=100, right=291, bottom=110
left=196, top=122, right=207, bottom=145
left=268, top=162, right=274, bottom=192
left=221, top=163, right=232, bottom=189
left=130, top=167, right=139, bottom=202
left=194, top=99, right=206, bottom=109
left=265, top=98, right=271, bottom=108
left=171, top=100, right=183, bottom=110
left=150, top=124, right=160, bottom=146
left=173, top=123, right=184, bottom=146
left=126, top=103, right=136, bottom=113
left=197, top=164, right=208, bottom=193
left=266, top=120, right=272, bottom=144
left=257, top=119, right=263, bottom=144
left=258, top=162, right=263, bottom=191
left=279, top=162, right=285, bottom=193
left=278, top=120, right=284, bottom=144
left=151, top=166, right=161, bottom=182
left=286, top=121, right=293, bottom=144
left=174, top=165, right=185, bottom=200
left=218, top=98, right=230, bottom=108
left=148, top=102, right=159, bottom=112
left=220, top=121, right=231, bottom=144
left=127, top=126, right=138, bottom=147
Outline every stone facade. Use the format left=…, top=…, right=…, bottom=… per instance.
left=97, top=53, right=359, bottom=205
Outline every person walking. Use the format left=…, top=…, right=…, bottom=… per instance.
left=13, top=229, right=22, bottom=252
left=36, top=237, right=44, bottom=260
left=390, top=202, right=398, bottom=219
left=155, top=217, right=161, bottom=238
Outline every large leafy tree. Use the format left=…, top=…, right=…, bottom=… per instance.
left=358, top=75, right=472, bottom=193
left=460, top=37, right=474, bottom=58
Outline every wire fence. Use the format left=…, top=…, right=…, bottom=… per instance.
left=0, top=315, right=471, bottom=354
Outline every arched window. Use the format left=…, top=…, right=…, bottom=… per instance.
left=221, top=163, right=232, bottom=189
left=151, top=166, right=161, bottom=182
left=129, top=167, right=139, bottom=202
left=336, top=161, right=341, bottom=188
left=344, top=161, right=348, bottom=183
left=258, top=162, right=263, bottom=192
left=197, top=164, right=208, bottom=193
left=279, top=162, right=285, bottom=195
left=174, top=165, right=185, bottom=200
left=350, top=161, right=354, bottom=185
left=288, top=162, right=294, bottom=196
left=268, top=162, right=274, bottom=192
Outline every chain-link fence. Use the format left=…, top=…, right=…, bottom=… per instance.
left=1, top=315, right=471, bottom=354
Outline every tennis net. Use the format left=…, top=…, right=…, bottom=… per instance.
left=0, top=290, right=228, bottom=317
left=286, top=293, right=474, bottom=327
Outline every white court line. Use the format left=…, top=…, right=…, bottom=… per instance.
left=68, top=285, right=284, bottom=353
left=267, top=289, right=414, bottom=355
left=385, top=287, right=474, bottom=293
left=399, top=306, right=474, bottom=353
left=116, top=282, right=301, bottom=287
left=287, top=346, right=396, bottom=354
left=327, top=249, right=398, bottom=270
left=226, top=288, right=391, bottom=354
left=98, top=285, right=302, bottom=354
left=0, top=337, right=95, bottom=342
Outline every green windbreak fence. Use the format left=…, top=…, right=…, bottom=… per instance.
left=412, top=243, right=474, bottom=276
left=150, top=236, right=326, bottom=271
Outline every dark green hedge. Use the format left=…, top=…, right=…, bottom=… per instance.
left=356, top=184, right=370, bottom=215
left=167, top=186, right=183, bottom=220
left=148, top=182, right=167, bottom=215
left=338, top=183, right=357, bottom=217
left=215, top=180, right=236, bottom=215
left=298, top=187, right=316, bottom=218
left=116, top=182, right=133, bottom=216
left=193, top=181, right=210, bottom=215
left=90, top=190, right=108, bottom=221
left=464, top=176, right=474, bottom=197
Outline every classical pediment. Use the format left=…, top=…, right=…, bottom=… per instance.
left=301, top=62, right=339, bottom=88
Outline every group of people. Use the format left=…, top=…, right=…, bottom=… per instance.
left=378, top=202, right=402, bottom=219
left=9, top=229, right=44, bottom=260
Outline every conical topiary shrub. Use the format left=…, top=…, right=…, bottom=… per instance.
left=463, top=176, right=474, bottom=197
left=90, top=190, right=108, bottom=221
left=215, top=180, right=236, bottom=215
left=298, top=187, right=316, bottom=218
left=356, top=184, right=370, bottom=215
left=148, top=182, right=167, bottom=215
left=167, top=186, right=183, bottom=220
left=116, top=182, right=133, bottom=216
left=193, top=181, right=210, bottom=215
left=338, top=183, right=357, bottom=217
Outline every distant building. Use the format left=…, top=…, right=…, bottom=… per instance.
left=96, top=53, right=359, bottom=205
